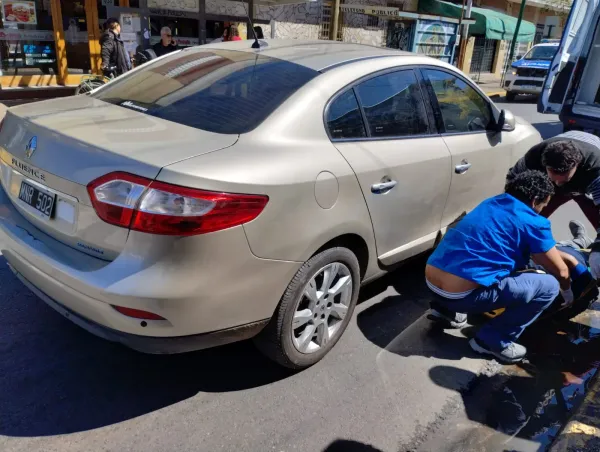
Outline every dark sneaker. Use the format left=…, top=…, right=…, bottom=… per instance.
left=428, top=303, right=467, bottom=329
left=469, top=338, right=527, bottom=363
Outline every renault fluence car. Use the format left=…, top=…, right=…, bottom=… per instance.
left=0, top=40, right=541, bottom=369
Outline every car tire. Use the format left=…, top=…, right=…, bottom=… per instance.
left=506, top=92, right=517, bottom=102
left=254, top=247, right=360, bottom=370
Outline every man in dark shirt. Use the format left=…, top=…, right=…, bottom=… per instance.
left=507, top=131, right=600, bottom=278
left=152, top=26, right=178, bottom=58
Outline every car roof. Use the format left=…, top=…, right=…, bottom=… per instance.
left=198, top=39, right=412, bottom=71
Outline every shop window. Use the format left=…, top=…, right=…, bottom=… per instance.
left=63, top=0, right=91, bottom=74
left=150, top=16, right=199, bottom=48
left=0, top=0, right=57, bottom=76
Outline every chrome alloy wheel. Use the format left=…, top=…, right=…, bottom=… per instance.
left=291, top=263, right=352, bottom=354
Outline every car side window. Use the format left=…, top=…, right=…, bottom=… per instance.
left=354, top=70, right=429, bottom=138
left=326, top=90, right=367, bottom=139
left=422, top=69, right=492, bottom=134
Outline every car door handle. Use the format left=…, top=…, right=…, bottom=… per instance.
left=371, top=180, right=398, bottom=194
left=455, top=163, right=472, bottom=174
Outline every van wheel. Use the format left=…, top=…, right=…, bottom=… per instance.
left=506, top=92, right=517, bottom=102
left=254, top=247, right=360, bottom=370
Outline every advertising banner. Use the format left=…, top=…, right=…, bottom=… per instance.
left=3, top=1, right=37, bottom=25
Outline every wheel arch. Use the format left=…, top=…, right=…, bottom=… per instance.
left=312, top=233, right=371, bottom=281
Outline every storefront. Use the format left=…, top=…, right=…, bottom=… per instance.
left=339, top=5, right=474, bottom=62
left=0, top=0, right=273, bottom=89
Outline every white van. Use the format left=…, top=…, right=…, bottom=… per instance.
left=539, top=0, right=600, bottom=133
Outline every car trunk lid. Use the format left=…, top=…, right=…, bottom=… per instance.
left=0, top=96, right=238, bottom=260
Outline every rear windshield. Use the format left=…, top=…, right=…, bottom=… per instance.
left=92, top=49, right=319, bottom=134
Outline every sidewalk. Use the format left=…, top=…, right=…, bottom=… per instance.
left=550, top=371, right=600, bottom=451
left=470, top=73, right=506, bottom=99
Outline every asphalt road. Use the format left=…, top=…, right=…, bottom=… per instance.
left=0, top=98, right=591, bottom=452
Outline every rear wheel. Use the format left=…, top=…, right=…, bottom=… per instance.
left=254, top=247, right=360, bottom=369
left=506, top=91, right=517, bottom=102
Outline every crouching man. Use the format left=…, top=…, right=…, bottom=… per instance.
left=425, top=170, right=573, bottom=363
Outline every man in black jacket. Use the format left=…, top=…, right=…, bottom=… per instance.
left=507, top=131, right=600, bottom=278
left=100, top=18, right=131, bottom=76
left=152, top=26, right=178, bottom=58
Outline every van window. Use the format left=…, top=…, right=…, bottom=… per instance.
left=93, top=49, right=319, bottom=134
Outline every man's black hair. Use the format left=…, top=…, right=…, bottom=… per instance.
left=541, top=140, right=583, bottom=174
left=505, top=170, right=554, bottom=206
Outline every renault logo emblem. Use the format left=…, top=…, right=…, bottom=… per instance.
left=25, top=136, right=37, bottom=159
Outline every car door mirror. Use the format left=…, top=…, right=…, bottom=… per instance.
left=501, top=109, right=516, bottom=132
left=494, top=109, right=506, bottom=133
left=493, top=109, right=516, bottom=133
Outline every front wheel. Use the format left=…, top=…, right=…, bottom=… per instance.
left=75, top=79, right=106, bottom=95
left=506, top=91, right=517, bottom=102
left=254, top=247, right=360, bottom=369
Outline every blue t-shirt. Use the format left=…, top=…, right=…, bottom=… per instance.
left=428, top=194, right=556, bottom=287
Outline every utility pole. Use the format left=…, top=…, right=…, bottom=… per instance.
left=455, top=0, right=467, bottom=65
left=457, top=0, right=472, bottom=70
left=507, top=0, right=527, bottom=66
left=330, top=0, right=341, bottom=41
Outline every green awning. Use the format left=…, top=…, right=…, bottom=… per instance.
left=419, top=0, right=536, bottom=42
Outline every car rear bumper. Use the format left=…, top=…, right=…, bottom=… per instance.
left=10, top=264, right=269, bottom=353
left=0, top=183, right=300, bottom=347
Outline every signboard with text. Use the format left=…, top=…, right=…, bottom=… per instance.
left=0, top=28, right=53, bottom=41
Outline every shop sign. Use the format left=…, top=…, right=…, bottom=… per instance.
left=147, top=0, right=199, bottom=13
left=148, top=8, right=197, bottom=18
left=3, top=1, right=37, bottom=24
left=340, top=4, right=402, bottom=18
left=0, top=28, right=53, bottom=41
left=414, top=19, right=457, bottom=62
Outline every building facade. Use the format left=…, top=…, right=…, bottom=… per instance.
left=0, top=0, right=570, bottom=90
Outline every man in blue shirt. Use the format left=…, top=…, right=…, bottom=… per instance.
left=426, top=171, right=576, bottom=363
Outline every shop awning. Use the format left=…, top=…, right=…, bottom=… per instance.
left=419, top=0, right=536, bottom=42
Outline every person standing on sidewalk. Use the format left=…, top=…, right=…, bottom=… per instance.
left=507, top=131, right=600, bottom=279
left=425, top=170, right=570, bottom=363
left=100, top=18, right=131, bottom=76
left=152, top=26, right=178, bottom=58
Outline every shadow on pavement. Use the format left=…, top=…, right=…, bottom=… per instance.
left=0, top=251, right=428, bottom=437
left=532, top=121, right=564, bottom=140
left=423, top=309, right=600, bottom=450
left=495, top=95, right=539, bottom=105
left=0, top=255, right=294, bottom=437
left=322, top=439, right=384, bottom=452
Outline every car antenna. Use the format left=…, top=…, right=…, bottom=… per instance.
left=243, top=1, right=261, bottom=49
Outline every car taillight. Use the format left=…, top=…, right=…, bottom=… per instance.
left=87, top=172, right=268, bottom=236
left=112, top=305, right=166, bottom=320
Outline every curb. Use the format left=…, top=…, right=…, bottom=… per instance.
left=550, top=370, right=600, bottom=451
left=484, top=90, right=506, bottom=99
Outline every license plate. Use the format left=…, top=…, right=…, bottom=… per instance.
left=18, top=181, right=56, bottom=219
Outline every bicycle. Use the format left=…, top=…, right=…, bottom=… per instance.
left=75, top=67, right=116, bottom=95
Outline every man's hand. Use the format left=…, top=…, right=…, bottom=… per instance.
left=561, top=287, right=575, bottom=308
left=590, top=251, right=600, bottom=280
left=533, top=246, right=571, bottom=290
